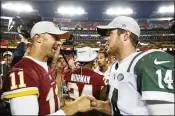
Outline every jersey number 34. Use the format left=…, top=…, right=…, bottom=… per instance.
left=67, top=82, right=93, bottom=99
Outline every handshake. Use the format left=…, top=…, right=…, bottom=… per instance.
left=72, top=95, right=99, bottom=113
left=61, top=95, right=111, bottom=115
left=61, top=95, right=103, bottom=115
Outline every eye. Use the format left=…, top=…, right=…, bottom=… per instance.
left=106, top=31, right=111, bottom=36
left=106, top=29, right=115, bottom=36
left=49, top=34, right=59, bottom=40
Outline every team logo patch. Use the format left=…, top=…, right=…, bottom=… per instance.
left=117, top=73, right=124, bottom=81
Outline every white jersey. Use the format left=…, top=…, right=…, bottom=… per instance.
left=108, top=50, right=174, bottom=115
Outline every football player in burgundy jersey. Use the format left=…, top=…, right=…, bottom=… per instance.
left=1, top=21, right=93, bottom=115
left=63, top=47, right=107, bottom=116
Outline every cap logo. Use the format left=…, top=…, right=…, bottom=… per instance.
left=122, top=24, right=126, bottom=27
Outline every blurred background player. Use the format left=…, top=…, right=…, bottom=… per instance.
left=94, top=51, right=109, bottom=76
left=0, top=51, right=13, bottom=82
left=94, top=51, right=110, bottom=85
left=63, top=46, right=107, bottom=116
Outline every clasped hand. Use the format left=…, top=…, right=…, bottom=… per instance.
left=73, top=95, right=98, bottom=112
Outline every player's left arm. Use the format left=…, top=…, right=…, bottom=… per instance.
left=10, top=95, right=39, bottom=115
left=135, top=51, right=174, bottom=115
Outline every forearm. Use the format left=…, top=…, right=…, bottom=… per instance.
left=10, top=95, right=39, bottom=115
left=56, top=74, right=63, bottom=100
left=95, top=100, right=112, bottom=115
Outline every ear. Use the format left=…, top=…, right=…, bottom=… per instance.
left=34, top=34, right=42, bottom=43
left=124, top=31, right=130, bottom=41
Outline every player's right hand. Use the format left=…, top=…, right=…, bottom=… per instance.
left=88, top=96, right=98, bottom=108
left=73, top=96, right=91, bottom=112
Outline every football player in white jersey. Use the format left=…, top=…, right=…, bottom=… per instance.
left=88, top=16, right=174, bottom=115
left=94, top=52, right=109, bottom=75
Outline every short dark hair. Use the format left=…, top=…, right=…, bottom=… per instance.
left=117, top=28, right=138, bottom=48
left=98, top=51, right=108, bottom=58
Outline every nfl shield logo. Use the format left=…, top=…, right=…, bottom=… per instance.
left=117, top=73, right=124, bottom=81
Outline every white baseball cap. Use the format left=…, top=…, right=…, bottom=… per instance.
left=97, top=16, right=140, bottom=37
left=30, top=21, right=70, bottom=39
left=3, top=51, right=13, bottom=57
left=76, top=46, right=97, bottom=62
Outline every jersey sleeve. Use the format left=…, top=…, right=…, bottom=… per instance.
left=1, top=67, right=40, bottom=100
left=134, top=51, right=174, bottom=103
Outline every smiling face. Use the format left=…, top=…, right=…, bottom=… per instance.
left=40, top=33, right=62, bottom=58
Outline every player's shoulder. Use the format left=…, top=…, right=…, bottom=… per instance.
left=128, top=50, right=174, bottom=72
left=13, top=57, right=35, bottom=68
left=10, top=57, right=38, bottom=76
left=143, top=49, right=173, bottom=58
left=89, top=69, right=105, bottom=85
left=136, top=50, right=174, bottom=64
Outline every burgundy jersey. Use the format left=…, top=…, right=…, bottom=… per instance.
left=1, top=58, right=60, bottom=115
left=63, top=68, right=105, bottom=100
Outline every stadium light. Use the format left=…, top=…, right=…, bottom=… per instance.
left=2, top=2, right=34, bottom=12
left=0, top=16, right=13, bottom=20
left=57, top=6, right=86, bottom=16
left=158, top=5, right=174, bottom=14
left=106, top=7, right=133, bottom=16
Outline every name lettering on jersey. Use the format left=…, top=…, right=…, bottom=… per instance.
left=71, top=74, right=91, bottom=83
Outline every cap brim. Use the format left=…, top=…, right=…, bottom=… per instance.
left=97, top=25, right=117, bottom=36
left=75, top=52, right=97, bottom=62
left=48, top=30, right=70, bottom=39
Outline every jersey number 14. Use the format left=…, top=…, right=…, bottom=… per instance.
left=156, top=69, right=173, bottom=89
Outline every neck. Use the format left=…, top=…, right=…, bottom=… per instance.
left=82, top=62, right=93, bottom=69
left=99, top=64, right=108, bottom=73
left=115, top=45, right=136, bottom=63
left=28, top=47, right=48, bottom=62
